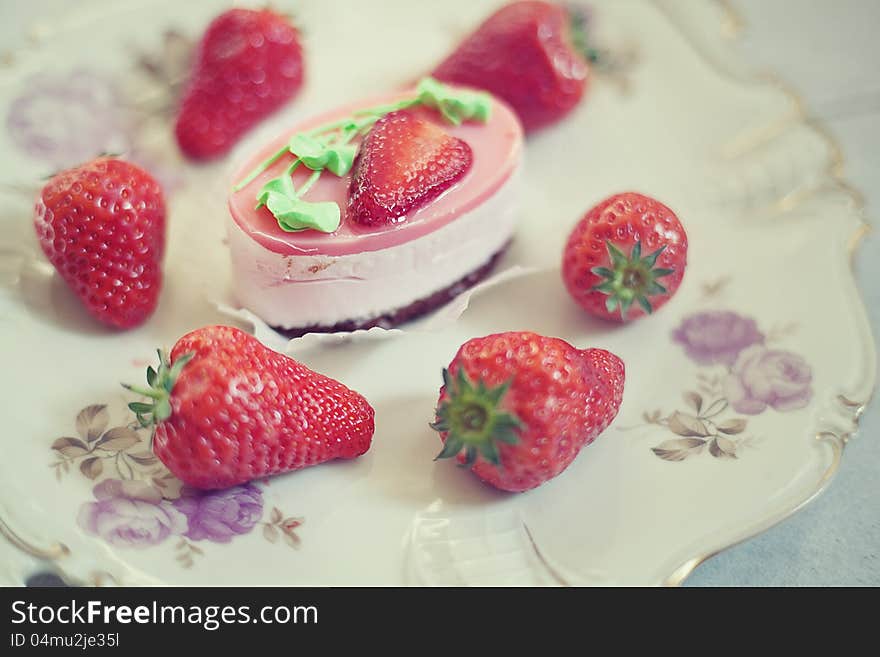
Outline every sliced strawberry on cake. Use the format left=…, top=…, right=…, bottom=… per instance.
left=226, top=78, right=523, bottom=335
left=348, top=110, right=474, bottom=227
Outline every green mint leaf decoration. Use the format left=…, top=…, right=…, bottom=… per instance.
left=288, top=134, right=357, bottom=177
left=233, top=77, right=493, bottom=233
left=256, top=176, right=340, bottom=233
left=416, top=77, right=492, bottom=126
left=254, top=174, right=297, bottom=210
left=263, top=191, right=341, bottom=233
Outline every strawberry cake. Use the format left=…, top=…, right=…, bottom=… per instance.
left=226, top=78, right=523, bottom=336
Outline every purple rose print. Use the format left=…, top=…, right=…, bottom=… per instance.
left=6, top=70, right=131, bottom=168
left=54, top=404, right=300, bottom=566
left=672, top=311, right=765, bottom=366
left=77, top=479, right=187, bottom=548
left=723, top=345, right=813, bottom=415
left=653, top=310, right=814, bottom=462
left=173, top=485, right=263, bottom=543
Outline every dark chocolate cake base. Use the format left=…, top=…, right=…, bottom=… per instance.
left=273, top=242, right=511, bottom=339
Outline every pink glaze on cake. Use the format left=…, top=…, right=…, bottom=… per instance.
left=228, top=90, right=523, bottom=257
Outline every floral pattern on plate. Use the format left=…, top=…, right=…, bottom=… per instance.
left=4, top=30, right=192, bottom=191
left=51, top=404, right=303, bottom=567
left=6, top=71, right=131, bottom=168
left=645, top=310, right=813, bottom=462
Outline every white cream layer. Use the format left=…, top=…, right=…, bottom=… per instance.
left=227, top=165, right=521, bottom=329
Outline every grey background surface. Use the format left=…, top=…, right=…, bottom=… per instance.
left=684, top=0, right=880, bottom=586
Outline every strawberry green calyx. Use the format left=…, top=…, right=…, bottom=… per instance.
left=591, top=240, right=674, bottom=319
left=567, top=5, right=602, bottom=65
left=122, top=350, right=194, bottom=429
left=231, top=77, right=492, bottom=234
left=430, top=368, right=522, bottom=467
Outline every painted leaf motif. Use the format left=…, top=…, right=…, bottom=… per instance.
left=96, top=426, right=141, bottom=452
left=284, top=517, right=304, bottom=531
left=270, top=507, right=283, bottom=524
left=79, top=457, right=103, bottom=479
left=76, top=405, right=109, bottom=442
left=121, top=480, right=162, bottom=502
left=666, top=412, right=710, bottom=437
left=717, top=419, right=747, bottom=435
left=117, top=455, right=135, bottom=480
left=263, top=524, right=279, bottom=543
left=702, top=398, right=728, bottom=417
left=283, top=532, right=301, bottom=549
left=651, top=438, right=706, bottom=461
left=151, top=473, right=183, bottom=500
left=709, top=436, right=737, bottom=459
left=51, top=437, right=89, bottom=458
left=127, top=451, right=158, bottom=466
left=683, top=392, right=702, bottom=414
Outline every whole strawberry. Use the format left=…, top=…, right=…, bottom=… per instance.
left=175, top=8, right=304, bottom=160
left=432, top=1, right=590, bottom=132
left=33, top=157, right=165, bottom=330
left=431, top=332, right=624, bottom=492
left=348, top=109, right=473, bottom=226
left=125, top=325, right=375, bottom=489
left=562, top=192, right=688, bottom=322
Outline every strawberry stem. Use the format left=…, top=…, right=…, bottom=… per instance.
left=121, top=350, right=195, bottom=430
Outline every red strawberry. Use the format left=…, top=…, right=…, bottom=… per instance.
left=432, top=1, right=590, bottom=132
left=347, top=110, right=473, bottom=227
left=126, top=325, right=375, bottom=490
left=562, top=192, right=688, bottom=322
left=431, top=331, right=624, bottom=492
left=33, top=157, right=165, bottom=330
left=174, top=8, right=304, bottom=160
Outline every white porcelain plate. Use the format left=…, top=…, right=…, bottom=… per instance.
left=0, top=0, right=873, bottom=586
